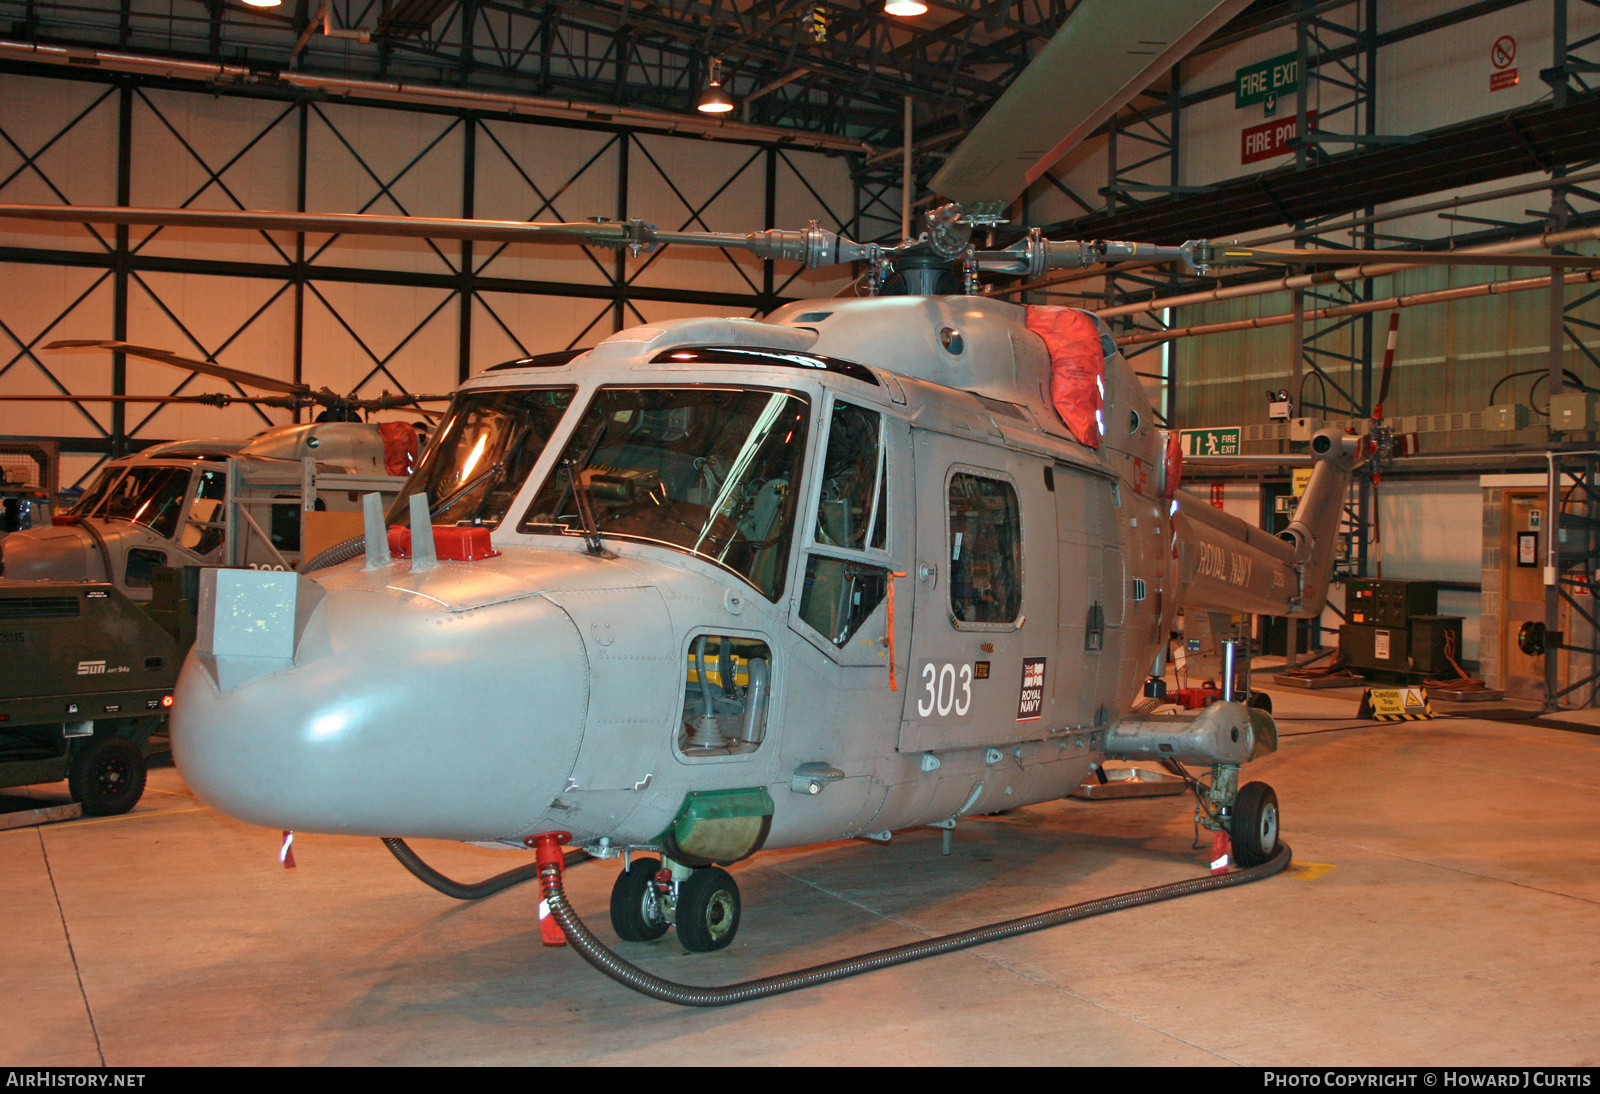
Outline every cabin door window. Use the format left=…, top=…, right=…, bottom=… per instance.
left=947, top=473, right=1023, bottom=626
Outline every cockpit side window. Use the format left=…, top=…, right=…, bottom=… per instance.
left=519, top=386, right=810, bottom=602
left=798, top=399, right=891, bottom=648
left=812, top=400, right=885, bottom=552
left=179, top=468, right=227, bottom=557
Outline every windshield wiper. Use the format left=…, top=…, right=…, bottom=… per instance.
left=428, top=459, right=505, bottom=521
left=557, top=420, right=615, bottom=558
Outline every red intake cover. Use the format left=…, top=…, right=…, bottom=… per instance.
left=387, top=524, right=500, bottom=562
left=1026, top=305, right=1104, bottom=450
left=377, top=421, right=419, bottom=476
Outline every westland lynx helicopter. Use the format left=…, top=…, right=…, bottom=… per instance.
left=5, top=0, right=1597, bottom=1007
left=0, top=342, right=445, bottom=599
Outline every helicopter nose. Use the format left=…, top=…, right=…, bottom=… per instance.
left=0, top=523, right=98, bottom=582
left=171, top=570, right=589, bottom=840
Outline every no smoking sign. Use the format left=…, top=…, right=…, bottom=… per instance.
left=1491, top=34, right=1519, bottom=90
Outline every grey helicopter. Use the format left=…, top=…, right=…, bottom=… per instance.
left=6, top=0, right=1598, bottom=1005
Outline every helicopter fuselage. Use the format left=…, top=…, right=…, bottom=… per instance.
left=171, top=295, right=1318, bottom=856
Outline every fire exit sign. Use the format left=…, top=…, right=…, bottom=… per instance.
left=1235, top=52, right=1298, bottom=109
left=1181, top=427, right=1242, bottom=457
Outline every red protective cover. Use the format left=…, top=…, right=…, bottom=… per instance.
left=1025, top=306, right=1104, bottom=450
left=387, top=524, right=500, bottom=562
left=377, top=421, right=419, bottom=477
left=1163, top=430, right=1184, bottom=498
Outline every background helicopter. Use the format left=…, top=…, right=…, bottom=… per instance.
left=0, top=340, right=446, bottom=599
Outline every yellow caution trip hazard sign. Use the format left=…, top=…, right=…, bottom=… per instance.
left=1357, top=686, right=1434, bottom=721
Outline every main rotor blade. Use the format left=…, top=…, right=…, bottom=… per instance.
left=0, top=204, right=647, bottom=247
left=931, top=0, right=1251, bottom=207
left=43, top=340, right=312, bottom=396
left=0, top=204, right=865, bottom=266
left=1212, top=246, right=1600, bottom=269
left=0, top=393, right=294, bottom=405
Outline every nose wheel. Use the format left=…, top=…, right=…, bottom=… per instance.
left=608, top=859, right=742, bottom=953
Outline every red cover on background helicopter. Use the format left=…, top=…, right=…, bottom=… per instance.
left=1025, top=306, right=1103, bottom=450
left=378, top=421, right=419, bottom=476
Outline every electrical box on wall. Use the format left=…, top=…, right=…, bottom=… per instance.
left=1289, top=417, right=1321, bottom=441
left=1484, top=404, right=1533, bottom=431
left=1548, top=391, right=1594, bottom=432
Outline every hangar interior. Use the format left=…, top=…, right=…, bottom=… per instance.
left=3, top=0, right=1599, bottom=1068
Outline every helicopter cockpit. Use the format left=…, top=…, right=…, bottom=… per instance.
left=520, top=385, right=810, bottom=603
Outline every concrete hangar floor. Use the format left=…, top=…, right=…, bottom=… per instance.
left=4, top=682, right=1598, bottom=1067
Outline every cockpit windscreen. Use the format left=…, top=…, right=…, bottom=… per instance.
left=520, top=386, right=810, bottom=601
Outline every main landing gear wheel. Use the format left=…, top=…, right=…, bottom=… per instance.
left=676, top=866, right=741, bottom=953
left=68, top=734, right=146, bottom=816
left=609, top=857, right=670, bottom=942
left=1231, top=781, right=1280, bottom=868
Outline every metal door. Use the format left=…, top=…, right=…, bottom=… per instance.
left=898, top=428, right=1057, bottom=753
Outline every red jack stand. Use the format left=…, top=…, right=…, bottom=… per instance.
left=1210, top=829, right=1231, bottom=875
left=525, top=831, right=572, bottom=946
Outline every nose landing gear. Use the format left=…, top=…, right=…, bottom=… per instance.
left=608, top=855, right=742, bottom=952
left=1173, top=760, right=1280, bottom=870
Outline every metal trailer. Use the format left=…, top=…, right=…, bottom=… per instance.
left=0, top=568, right=198, bottom=815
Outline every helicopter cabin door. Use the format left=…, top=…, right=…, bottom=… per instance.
left=898, top=427, right=1059, bottom=753
left=788, top=394, right=910, bottom=669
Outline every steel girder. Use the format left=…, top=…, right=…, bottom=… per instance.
left=0, top=65, right=857, bottom=464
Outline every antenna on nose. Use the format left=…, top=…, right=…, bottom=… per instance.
left=408, top=493, right=437, bottom=572
left=361, top=493, right=391, bottom=570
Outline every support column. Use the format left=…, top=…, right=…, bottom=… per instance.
left=459, top=114, right=476, bottom=383
left=111, top=82, right=132, bottom=457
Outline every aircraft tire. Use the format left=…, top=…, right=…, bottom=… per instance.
left=676, top=866, right=741, bottom=953
left=68, top=734, right=146, bottom=816
left=1248, top=691, right=1273, bottom=714
left=1231, top=781, right=1280, bottom=869
left=609, top=857, right=670, bottom=942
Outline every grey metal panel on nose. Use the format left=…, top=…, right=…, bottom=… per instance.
left=195, top=568, right=325, bottom=691
left=173, top=577, right=591, bottom=840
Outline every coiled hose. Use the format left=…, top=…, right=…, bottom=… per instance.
left=541, top=840, right=1293, bottom=1007
left=303, top=534, right=368, bottom=573
left=382, top=837, right=590, bottom=901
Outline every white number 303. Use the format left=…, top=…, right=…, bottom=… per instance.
left=917, top=662, right=972, bottom=718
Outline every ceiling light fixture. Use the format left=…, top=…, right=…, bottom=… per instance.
left=241, top=0, right=283, bottom=8
left=697, top=57, right=736, bottom=114
left=883, top=0, right=927, bottom=16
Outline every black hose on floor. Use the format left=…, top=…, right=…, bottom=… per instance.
left=541, top=841, right=1293, bottom=1007
left=382, top=837, right=589, bottom=901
